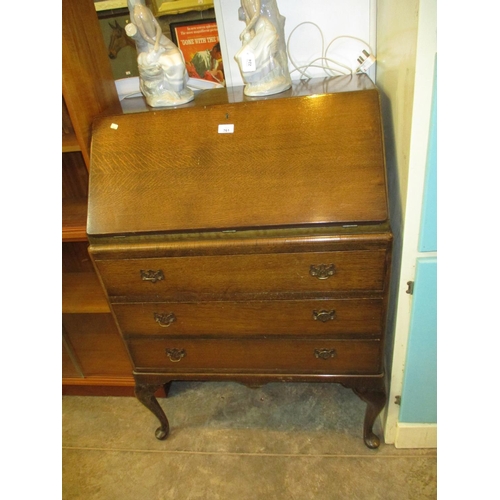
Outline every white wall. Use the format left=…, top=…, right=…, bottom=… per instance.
left=375, top=0, right=436, bottom=445
left=214, top=0, right=377, bottom=87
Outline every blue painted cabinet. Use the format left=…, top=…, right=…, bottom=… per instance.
left=398, top=58, right=437, bottom=424
left=399, top=257, right=437, bottom=422
left=418, top=60, right=437, bottom=253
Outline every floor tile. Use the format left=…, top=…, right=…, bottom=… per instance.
left=62, top=448, right=437, bottom=500
left=63, top=382, right=436, bottom=457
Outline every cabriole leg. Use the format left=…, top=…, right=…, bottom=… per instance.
left=135, top=383, right=170, bottom=440
left=352, top=387, right=387, bottom=449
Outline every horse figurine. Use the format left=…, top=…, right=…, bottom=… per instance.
left=107, top=20, right=135, bottom=59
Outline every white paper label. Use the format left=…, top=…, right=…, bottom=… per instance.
left=218, top=124, right=234, bottom=134
left=242, top=49, right=256, bottom=72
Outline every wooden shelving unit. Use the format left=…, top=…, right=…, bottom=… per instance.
left=62, top=0, right=134, bottom=396
left=62, top=132, right=80, bottom=153
left=62, top=198, right=88, bottom=242
left=62, top=272, right=110, bottom=314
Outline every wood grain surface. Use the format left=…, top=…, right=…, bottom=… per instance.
left=88, top=76, right=388, bottom=235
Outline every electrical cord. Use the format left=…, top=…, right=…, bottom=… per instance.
left=287, top=22, right=376, bottom=79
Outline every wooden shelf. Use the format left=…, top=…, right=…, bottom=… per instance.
left=62, top=272, right=110, bottom=313
left=63, top=198, right=88, bottom=241
left=62, top=376, right=165, bottom=397
left=62, top=132, right=81, bottom=153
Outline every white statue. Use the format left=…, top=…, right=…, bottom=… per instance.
left=234, top=0, right=291, bottom=97
left=126, top=0, right=194, bottom=107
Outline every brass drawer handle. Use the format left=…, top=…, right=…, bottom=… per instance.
left=154, top=312, right=176, bottom=327
left=140, top=269, right=165, bottom=283
left=314, top=348, right=336, bottom=360
left=165, top=348, right=186, bottom=362
left=309, top=264, right=336, bottom=280
left=313, top=310, right=336, bottom=322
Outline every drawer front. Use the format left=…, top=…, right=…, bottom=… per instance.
left=95, top=250, right=388, bottom=299
left=112, top=299, right=384, bottom=337
left=127, top=338, right=382, bottom=374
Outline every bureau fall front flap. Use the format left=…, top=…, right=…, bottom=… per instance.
left=87, top=74, right=388, bottom=236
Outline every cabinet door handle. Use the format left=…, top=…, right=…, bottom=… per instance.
left=140, top=269, right=165, bottom=283
left=154, top=312, right=176, bottom=327
left=314, top=348, right=336, bottom=360
left=309, top=264, right=336, bottom=280
left=313, top=310, right=336, bottom=322
left=165, top=348, right=186, bottom=362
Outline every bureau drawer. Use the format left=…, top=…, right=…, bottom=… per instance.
left=95, top=250, right=388, bottom=300
left=112, top=299, right=384, bottom=337
left=127, top=338, right=382, bottom=374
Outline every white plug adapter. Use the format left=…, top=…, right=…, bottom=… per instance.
left=356, top=50, right=376, bottom=73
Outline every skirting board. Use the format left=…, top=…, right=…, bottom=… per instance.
left=394, top=423, right=437, bottom=449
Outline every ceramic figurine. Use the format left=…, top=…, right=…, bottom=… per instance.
left=126, top=0, right=194, bottom=107
left=234, top=0, right=291, bottom=97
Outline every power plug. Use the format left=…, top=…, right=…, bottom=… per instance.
left=356, top=50, right=376, bottom=73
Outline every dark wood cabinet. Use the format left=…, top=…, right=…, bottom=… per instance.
left=87, top=75, right=392, bottom=448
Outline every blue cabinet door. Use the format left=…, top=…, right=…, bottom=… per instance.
left=418, top=57, right=437, bottom=252
left=399, top=257, right=437, bottom=423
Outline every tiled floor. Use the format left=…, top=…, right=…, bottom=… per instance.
left=62, top=381, right=437, bottom=499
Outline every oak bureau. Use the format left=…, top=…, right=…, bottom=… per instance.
left=87, top=75, right=392, bottom=449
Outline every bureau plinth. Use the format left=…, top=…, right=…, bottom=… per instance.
left=87, top=75, right=392, bottom=449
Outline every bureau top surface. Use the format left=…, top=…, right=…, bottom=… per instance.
left=87, top=74, right=388, bottom=237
